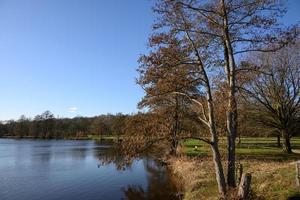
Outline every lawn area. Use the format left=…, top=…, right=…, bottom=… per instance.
left=183, top=137, right=300, bottom=161
left=178, top=137, right=300, bottom=199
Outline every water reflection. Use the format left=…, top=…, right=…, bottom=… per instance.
left=0, top=139, right=181, bottom=200
left=29, top=140, right=91, bottom=162
left=122, top=159, right=182, bottom=200
left=94, top=142, right=133, bottom=170
left=94, top=143, right=182, bottom=200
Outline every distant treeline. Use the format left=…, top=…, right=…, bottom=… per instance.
left=0, top=111, right=128, bottom=139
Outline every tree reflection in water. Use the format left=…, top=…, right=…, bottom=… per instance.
left=94, top=141, right=134, bottom=170
left=94, top=141, right=183, bottom=200
left=122, top=159, right=183, bottom=200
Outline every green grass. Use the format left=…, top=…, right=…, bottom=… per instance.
left=180, top=137, right=300, bottom=199
left=182, top=137, right=300, bottom=161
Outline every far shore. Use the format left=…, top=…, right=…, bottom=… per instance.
left=0, top=135, right=122, bottom=141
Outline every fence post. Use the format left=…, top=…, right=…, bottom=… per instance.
left=238, top=173, right=252, bottom=200
left=238, top=164, right=243, bottom=185
left=296, top=162, right=300, bottom=188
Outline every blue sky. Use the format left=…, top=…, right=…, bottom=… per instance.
left=0, top=0, right=154, bottom=120
left=0, top=0, right=299, bottom=120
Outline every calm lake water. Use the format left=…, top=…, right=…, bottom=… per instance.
left=0, top=139, right=180, bottom=200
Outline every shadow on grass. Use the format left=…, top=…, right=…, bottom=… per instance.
left=237, top=152, right=300, bottom=162
left=287, top=194, right=300, bottom=200
left=186, top=147, right=299, bottom=162
left=185, top=151, right=208, bottom=157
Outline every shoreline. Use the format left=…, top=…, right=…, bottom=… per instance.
left=0, top=135, right=121, bottom=141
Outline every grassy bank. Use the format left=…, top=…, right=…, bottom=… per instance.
left=170, top=137, right=300, bottom=200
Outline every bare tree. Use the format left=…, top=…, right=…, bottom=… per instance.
left=240, top=42, right=300, bottom=153
left=150, top=0, right=298, bottom=193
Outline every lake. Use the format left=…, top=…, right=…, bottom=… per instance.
left=0, top=139, right=181, bottom=200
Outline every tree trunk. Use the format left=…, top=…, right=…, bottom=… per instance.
left=207, top=97, right=227, bottom=196
left=170, top=95, right=180, bottom=157
left=282, top=131, right=292, bottom=153
left=227, top=129, right=236, bottom=186
left=210, top=140, right=227, bottom=196
left=277, top=134, right=281, bottom=147
left=170, top=138, right=178, bottom=156
left=221, top=0, right=237, bottom=187
left=190, top=34, right=227, bottom=195
left=207, top=87, right=227, bottom=195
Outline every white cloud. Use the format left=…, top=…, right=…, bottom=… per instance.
left=68, top=107, right=78, bottom=113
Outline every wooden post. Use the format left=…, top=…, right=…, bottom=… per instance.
left=238, top=164, right=243, bottom=185
left=238, top=173, right=252, bottom=200
left=296, top=162, right=300, bottom=188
